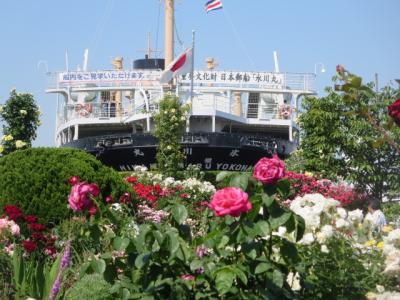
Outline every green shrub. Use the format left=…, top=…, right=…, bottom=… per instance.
left=0, top=147, right=130, bottom=225
left=64, top=274, right=113, bottom=300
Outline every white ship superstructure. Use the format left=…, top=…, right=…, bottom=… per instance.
left=46, top=0, right=316, bottom=171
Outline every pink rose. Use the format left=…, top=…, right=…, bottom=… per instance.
left=0, top=218, right=7, bottom=231
left=336, top=64, right=345, bottom=74
left=180, top=275, right=195, bottom=280
left=253, top=155, right=285, bottom=185
left=10, top=223, right=20, bottom=236
left=209, top=187, right=252, bottom=217
left=68, top=182, right=100, bottom=211
left=388, top=99, right=400, bottom=126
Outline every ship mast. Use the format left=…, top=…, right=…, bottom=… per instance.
left=164, top=0, right=174, bottom=68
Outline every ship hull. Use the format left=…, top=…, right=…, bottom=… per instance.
left=62, top=132, right=295, bottom=171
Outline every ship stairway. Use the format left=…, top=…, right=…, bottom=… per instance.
left=247, top=93, right=260, bottom=118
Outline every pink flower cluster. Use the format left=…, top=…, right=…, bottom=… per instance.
left=209, top=187, right=252, bottom=217
left=253, top=155, right=285, bottom=185
left=137, top=204, right=170, bottom=224
left=68, top=176, right=100, bottom=214
left=0, top=218, right=20, bottom=236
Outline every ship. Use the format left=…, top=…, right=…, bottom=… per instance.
left=46, top=1, right=316, bottom=171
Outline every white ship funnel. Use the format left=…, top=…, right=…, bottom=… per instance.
left=273, top=51, right=280, bottom=73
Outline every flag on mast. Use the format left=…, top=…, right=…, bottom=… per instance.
left=160, top=47, right=193, bottom=83
left=205, top=0, right=223, bottom=13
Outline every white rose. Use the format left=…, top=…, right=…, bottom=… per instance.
left=321, top=244, right=329, bottom=253
left=300, top=233, right=315, bottom=245
left=336, top=207, right=347, bottom=219
left=335, top=218, right=350, bottom=229
left=286, top=272, right=301, bottom=291
left=348, top=209, right=364, bottom=224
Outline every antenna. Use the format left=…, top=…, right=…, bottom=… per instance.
left=273, top=51, right=280, bottom=73
left=137, top=32, right=162, bottom=58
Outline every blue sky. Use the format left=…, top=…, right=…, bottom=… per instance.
left=0, top=0, right=399, bottom=146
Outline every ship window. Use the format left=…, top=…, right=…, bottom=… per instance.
left=101, top=91, right=111, bottom=102
left=247, top=93, right=260, bottom=118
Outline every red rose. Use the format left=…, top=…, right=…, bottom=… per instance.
left=253, top=155, right=285, bottom=185
left=388, top=99, right=400, bottom=126
left=105, top=195, right=114, bottom=203
left=28, top=223, right=47, bottom=231
left=68, top=176, right=81, bottom=186
left=31, top=233, right=45, bottom=240
left=126, top=176, right=137, bottom=184
left=24, top=215, right=38, bottom=223
left=23, top=240, right=38, bottom=253
left=120, top=192, right=132, bottom=204
left=3, top=205, right=23, bottom=221
left=209, top=187, right=252, bottom=217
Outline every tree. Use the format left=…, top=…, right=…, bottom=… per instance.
left=0, top=90, right=41, bottom=155
left=297, top=68, right=400, bottom=202
left=154, top=94, right=189, bottom=177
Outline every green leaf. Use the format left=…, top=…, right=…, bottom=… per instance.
left=216, top=171, right=231, bottom=182
left=167, top=232, right=180, bottom=256
left=122, top=288, right=131, bottom=300
left=232, top=266, right=248, bottom=285
left=255, top=262, right=273, bottom=274
left=190, top=260, right=203, bottom=271
left=280, top=240, right=300, bottom=265
left=261, top=194, right=274, bottom=207
left=113, top=237, right=130, bottom=251
left=271, top=269, right=284, bottom=288
left=12, top=247, right=24, bottom=287
left=172, top=204, right=188, bottom=224
left=255, top=220, right=271, bottom=236
left=269, top=211, right=292, bottom=230
left=91, top=259, right=106, bottom=274
left=217, top=235, right=230, bottom=249
left=214, top=267, right=236, bottom=295
left=135, top=253, right=151, bottom=269
left=276, top=179, right=291, bottom=198
left=229, top=173, right=249, bottom=191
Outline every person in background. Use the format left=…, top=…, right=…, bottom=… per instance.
left=365, top=201, right=387, bottom=231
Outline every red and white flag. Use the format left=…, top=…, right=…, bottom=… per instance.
left=205, top=0, right=223, bottom=13
left=160, top=47, right=193, bottom=83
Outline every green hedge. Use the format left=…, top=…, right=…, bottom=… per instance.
left=0, top=147, right=130, bottom=225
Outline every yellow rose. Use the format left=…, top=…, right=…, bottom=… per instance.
left=0, top=146, right=4, bottom=153
left=364, top=240, right=377, bottom=247
left=15, top=140, right=27, bottom=149
left=305, top=171, right=314, bottom=177
left=377, top=242, right=384, bottom=249
left=2, top=134, right=13, bottom=141
left=382, top=225, right=393, bottom=233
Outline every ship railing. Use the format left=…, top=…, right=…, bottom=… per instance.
left=57, top=102, right=134, bottom=124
